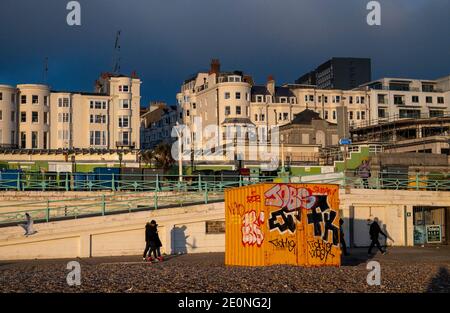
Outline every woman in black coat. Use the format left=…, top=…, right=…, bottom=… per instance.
left=143, top=220, right=163, bottom=261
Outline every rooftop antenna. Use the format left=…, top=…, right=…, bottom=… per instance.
left=43, top=57, right=48, bottom=84
left=112, top=30, right=121, bottom=74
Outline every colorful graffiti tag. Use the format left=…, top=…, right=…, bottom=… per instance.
left=242, top=210, right=265, bottom=247
left=264, top=185, right=317, bottom=234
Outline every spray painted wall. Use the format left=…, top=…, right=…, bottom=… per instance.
left=225, top=183, right=341, bottom=267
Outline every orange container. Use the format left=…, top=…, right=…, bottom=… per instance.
left=225, top=183, right=341, bottom=267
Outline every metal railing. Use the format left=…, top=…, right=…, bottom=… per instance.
left=0, top=172, right=449, bottom=227
left=351, top=112, right=450, bottom=129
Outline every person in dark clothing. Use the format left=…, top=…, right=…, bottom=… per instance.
left=147, top=220, right=163, bottom=262
left=143, top=221, right=153, bottom=261
left=368, top=218, right=387, bottom=255
left=339, top=218, right=349, bottom=256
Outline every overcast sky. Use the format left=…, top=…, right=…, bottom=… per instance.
left=0, top=0, right=449, bottom=106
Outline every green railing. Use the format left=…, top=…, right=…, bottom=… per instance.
left=0, top=172, right=449, bottom=227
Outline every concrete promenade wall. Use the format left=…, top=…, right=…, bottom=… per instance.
left=0, top=189, right=449, bottom=260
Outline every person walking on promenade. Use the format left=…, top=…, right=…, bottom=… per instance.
left=147, top=220, right=163, bottom=262
left=339, top=218, right=349, bottom=256
left=368, top=217, right=387, bottom=255
left=143, top=220, right=153, bottom=261
left=358, top=160, right=371, bottom=189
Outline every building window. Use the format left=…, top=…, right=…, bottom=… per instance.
left=361, top=96, right=365, bottom=104
left=399, top=109, right=420, bottom=119
left=118, top=116, right=130, bottom=128
left=361, top=111, right=366, bottom=120
left=394, top=95, right=405, bottom=105
left=186, top=110, right=190, bottom=117
left=43, top=132, right=48, bottom=149
left=356, top=111, right=360, bottom=120
left=412, top=96, right=419, bottom=103
left=332, top=110, right=336, bottom=120
left=44, top=112, right=49, bottom=124
left=0, top=92, right=2, bottom=100
left=426, top=96, right=433, bottom=104
left=32, top=95, right=38, bottom=104
left=254, top=114, right=258, bottom=121
left=44, top=96, right=48, bottom=106
left=349, top=96, right=353, bottom=104
left=11, top=131, right=15, bottom=145
left=378, top=94, right=386, bottom=104
left=224, top=92, right=230, bottom=99
left=260, top=114, right=265, bottom=122
left=236, top=106, right=241, bottom=115
left=225, top=106, right=230, bottom=116
left=324, top=96, right=328, bottom=103
left=192, top=103, right=196, bottom=109
left=235, top=92, right=241, bottom=99
left=21, top=95, right=27, bottom=104
left=256, top=95, right=263, bottom=102
left=20, top=132, right=26, bottom=148
left=10, top=111, right=14, bottom=122
left=430, top=110, right=444, bottom=117
left=349, top=111, right=353, bottom=120
left=119, top=85, right=129, bottom=92
left=378, top=108, right=386, bottom=118
left=20, top=112, right=26, bottom=122
left=58, top=113, right=70, bottom=123
left=121, top=131, right=130, bottom=144
left=90, top=131, right=106, bottom=146
left=437, top=97, right=444, bottom=104
left=0, top=110, right=2, bottom=121
left=58, top=97, right=70, bottom=107
left=32, top=112, right=39, bottom=123
left=119, top=99, right=130, bottom=109
left=283, top=112, right=289, bottom=120
left=31, top=132, right=38, bottom=149
left=324, top=111, right=329, bottom=119
left=90, top=100, right=107, bottom=109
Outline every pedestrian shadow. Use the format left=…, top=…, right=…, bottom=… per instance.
left=426, top=267, right=450, bottom=293
left=171, top=225, right=198, bottom=255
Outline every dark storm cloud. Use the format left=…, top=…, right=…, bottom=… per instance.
left=0, top=0, right=449, bottom=105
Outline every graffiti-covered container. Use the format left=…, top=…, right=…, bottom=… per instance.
left=225, top=183, right=341, bottom=267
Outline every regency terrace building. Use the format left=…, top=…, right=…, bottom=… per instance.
left=177, top=59, right=450, bottom=152
left=0, top=73, right=141, bottom=151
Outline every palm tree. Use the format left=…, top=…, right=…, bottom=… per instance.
left=152, top=143, right=175, bottom=171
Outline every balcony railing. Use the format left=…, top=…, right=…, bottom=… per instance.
left=116, top=141, right=135, bottom=148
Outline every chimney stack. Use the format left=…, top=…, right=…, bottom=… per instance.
left=210, top=59, right=221, bottom=74
left=267, top=75, right=275, bottom=95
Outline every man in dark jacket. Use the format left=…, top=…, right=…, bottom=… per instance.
left=368, top=218, right=387, bottom=255
left=148, top=220, right=163, bottom=262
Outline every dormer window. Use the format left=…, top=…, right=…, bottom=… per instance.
left=119, top=85, right=129, bottom=92
left=280, top=97, right=287, bottom=103
left=257, top=95, right=263, bottom=103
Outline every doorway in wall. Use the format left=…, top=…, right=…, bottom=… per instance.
left=413, top=206, right=448, bottom=245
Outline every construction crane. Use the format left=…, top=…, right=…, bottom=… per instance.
left=112, top=30, right=121, bottom=74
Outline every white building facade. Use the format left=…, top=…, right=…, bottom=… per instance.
left=0, top=73, right=141, bottom=150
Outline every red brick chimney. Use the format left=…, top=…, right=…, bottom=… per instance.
left=209, top=59, right=221, bottom=74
